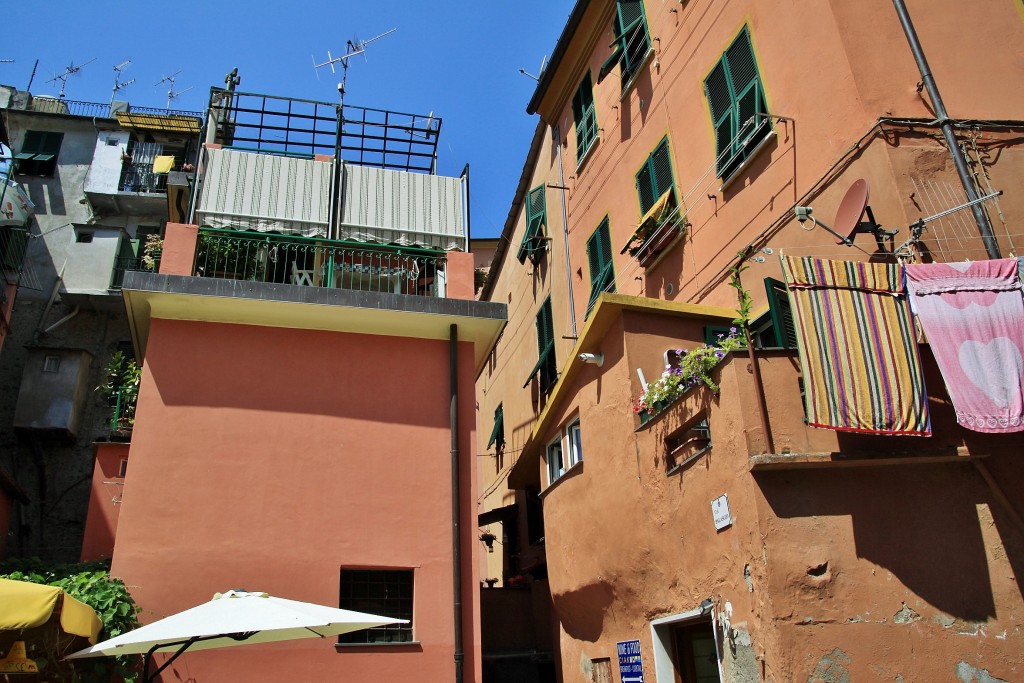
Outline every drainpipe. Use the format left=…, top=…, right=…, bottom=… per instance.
left=552, top=124, right=577, bottom=338
left=449, top=323, right=464, bottom=683
left=891, top=0, right=1000, bottom=259
left=43, top=305, right=79, bottom=334
left=461, top=164, right=471, bottom=252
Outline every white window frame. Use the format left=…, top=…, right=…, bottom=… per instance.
left=650, top=605, right=725, bottom=683
left=546, top=418, right=583, bottom=487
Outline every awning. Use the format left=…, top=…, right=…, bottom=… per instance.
left=479, top=503, right=517, bottom=526
left=116, top=112, right=202, bottom=135
left=0, top=578, right=102, bottom=644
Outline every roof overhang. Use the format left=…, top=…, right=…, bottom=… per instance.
left=507, top=293, right=737, bottom=489
left=121, top=272, right=507, bottom=375
left=115, top=112, right=202, bottom=135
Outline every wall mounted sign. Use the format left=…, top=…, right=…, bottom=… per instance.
left=616, top=639, right=645, bottom=683
left=712, top=494, right=732, bottom=531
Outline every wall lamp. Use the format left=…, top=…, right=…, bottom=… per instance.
left=579, top=352, right=604, bottom=367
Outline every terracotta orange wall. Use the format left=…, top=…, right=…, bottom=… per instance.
left=158, top=223, right=198, bottom=276
left=80, top=442, right=130, bottom=562
left=112, top=319, right=481, bottom=682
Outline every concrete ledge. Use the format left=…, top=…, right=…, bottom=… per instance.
left=749, top=447, right=988, bottom=470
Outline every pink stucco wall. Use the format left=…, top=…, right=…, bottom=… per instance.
left=111, top=318, right=481, bottom=682
left=80, top=442, right=130, bottom=562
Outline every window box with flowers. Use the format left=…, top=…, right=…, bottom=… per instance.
left=622, top=189, right=687, bottom=269
left=634, top=329, right=745, bottom=425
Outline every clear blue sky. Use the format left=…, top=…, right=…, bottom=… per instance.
left=1, top=1, right=576, bottom=238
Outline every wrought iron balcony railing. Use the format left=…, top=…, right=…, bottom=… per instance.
left=194, top=229, right=448, bottom=297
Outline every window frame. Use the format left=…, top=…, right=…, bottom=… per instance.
left=704, top=26, right=771, bottom=181
left=337, top=568, right=414, bottom=645
left=572, top=72, right=599, bottom=165
left=15, top=130, right=63, bottom=177
left=516, top=184, right=548, bottom=264
left=547, top=418, right=583, bottom=486
left=599, top=0, right=652, bottom=90
left=586, top=217, right=615, bottom=316
left=524, top=298, right=557, bottom=394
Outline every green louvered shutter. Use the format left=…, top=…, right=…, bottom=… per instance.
left=586, top=218, right=614, bottom=315
left=650, top=139, right=674, bottom=202
left=517, top=185, right=548, bottom=263
left=635, top=161, right=655, bottom=216
left=727, top=28, right=765, bottom=145
left=487, top=404, right=504, bottom=450
left=616, top=0, right=649, bottom=81
left=765, top=278, right=797, bottom=349
left=705, top=61, right=734, bottom=175
left=572, top=73, right=598, bottom=163
left=538, top=299, right=556, bottom=391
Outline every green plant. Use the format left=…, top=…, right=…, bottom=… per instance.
left=728, top=253, right=754, bottom=329
left=141, top=234, right=163, bottom=272
left=0, top=559, right=141, bottom=682
left=97, top=351, right=141, bottom=430
left=634, top=330, right=745, bottom=415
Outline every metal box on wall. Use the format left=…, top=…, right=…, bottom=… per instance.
left=13, top=347, right=94, bottom=440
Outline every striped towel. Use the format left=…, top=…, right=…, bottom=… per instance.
left=781, top=256, right=931, bottom=435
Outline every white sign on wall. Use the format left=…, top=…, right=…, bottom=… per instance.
left=711, top=494, right=732, bottom=531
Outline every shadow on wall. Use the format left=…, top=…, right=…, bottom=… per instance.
left=550, top=578, right=615, bottom=643
left=755, top=463, right=1009, bottom=621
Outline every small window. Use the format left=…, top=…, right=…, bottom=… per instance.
left=76, top=231, right=94, bottom=244
left=118, top=458, right=128, bottom=478
left=517, top=185, right=548, bottom=264
left=338, top=569, right=414, bottom=644
left=599, top=0, right=651, bottom=89
left=42, top=355, right=60, bottom=373
left=547, top=419, right=583, bottom=486
left=666, top=414, right=711, bottom=474
left=705, top=26, right=771, bottom=180
left=524, top=298, right=557, bottom=395
left=586, top=218, right=615, bottom=316
left=16, top=131, right=63, bottom=177
left=572, top=73, right=598, bottom=164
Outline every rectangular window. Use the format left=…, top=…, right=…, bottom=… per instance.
left=516, top=184, right=548, bottom=264
left=665, top=414, right=711, bottom=474
left=338, top=569, right=414, bottom=644
left=16, top=131, right=63, bottom=177
left=586, top=218, right=615, bottom=315
left=524, top=298, right=557, bottom=394
left=572, top=73, right=598, bottom=164
left=42, top=355, right=60, bottom=373
left=547, top=419, right=583, bottom=486
left=705, top=26, right=771, bottom=180
left=599, top=0, right=651, bottom=89
left=636, top=137, right=676, bottom=216
left=626, top=138, right=681, bottom=267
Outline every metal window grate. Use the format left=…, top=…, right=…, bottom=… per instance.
left=338, top=569, right=413, bottom=644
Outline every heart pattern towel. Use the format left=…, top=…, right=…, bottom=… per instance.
left=905, top=258, right=1024, bottom=433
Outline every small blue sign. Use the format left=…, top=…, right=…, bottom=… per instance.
left=616, top=639, right=645, bottom=683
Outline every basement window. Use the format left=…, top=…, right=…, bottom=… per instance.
left=337, top=569, right=414, bottom=645
left=665, top=413, right=711, bottom=475
left=42, top=355, right=60, bottom=373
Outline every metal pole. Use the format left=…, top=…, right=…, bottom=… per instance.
left=449, top=323, right=464, bottom=683
left=891, top=0, right=1000, bottom=259
left=553, top=124, right=578, bottom=338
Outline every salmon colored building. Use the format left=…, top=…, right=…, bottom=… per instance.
left=84, top=88, right=505, bottom=682
left=477, top=0, right=1024, bottom=681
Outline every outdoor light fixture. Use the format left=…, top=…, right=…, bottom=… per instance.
left=579, top=352, right=604, bottom=367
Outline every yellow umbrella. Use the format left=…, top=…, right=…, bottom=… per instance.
left=0, top=578, right=101, bottom=643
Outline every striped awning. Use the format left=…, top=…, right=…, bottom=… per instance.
left=116, top=112, right=202, bottom=134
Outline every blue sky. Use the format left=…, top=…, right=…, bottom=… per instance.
left=1, top=1, right=577, bottom=238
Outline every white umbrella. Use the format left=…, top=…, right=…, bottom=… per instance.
left=66, top=590, right=406, bottom=682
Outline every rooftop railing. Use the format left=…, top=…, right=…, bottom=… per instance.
left=27, top=98, right=203, bottom=120
left=193, top=228, right=448, bottom=297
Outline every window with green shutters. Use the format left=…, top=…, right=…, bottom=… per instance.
left=16, top=131, right=63, bottom=177
left=586, top=218, right=615, bottom=315
left=524, top=298, right=557, bottom=394
left=635, top=137, right=676, bottom=216
left=704, top=26, right=771, bottom=180
left=517, top=184, right=548, bottom=264
left=598, top=0, right=651, bottom=89
left=764, top=277, right=797, bottom=348
left=572, top=73, right=598, bottom=164
left=487, top=404, right=505, bottom=452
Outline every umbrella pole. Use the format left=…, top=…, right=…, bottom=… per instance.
left=144, top=633, right=256, bottom=683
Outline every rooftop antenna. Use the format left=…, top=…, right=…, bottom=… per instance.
left=156, top=70, right=192, bottom=110
left=46, top=57, right=96, bottom=99
left=518, top=55, right=548, bottom=82
left=313, top=27, right=397, bottom=115
left=110, top=59, right=135, bottom=104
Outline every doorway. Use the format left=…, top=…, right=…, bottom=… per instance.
left=671, top=621, right=721, bottom=683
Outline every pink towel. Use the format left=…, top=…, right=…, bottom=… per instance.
left=905, top=258, right=1024, bottom=433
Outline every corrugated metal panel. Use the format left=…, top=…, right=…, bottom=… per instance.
left=197, top=148, right=332, bottom=236
left=338, top=163, right=465, bottom=250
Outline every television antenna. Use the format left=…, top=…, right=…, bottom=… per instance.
left=110, top=59, right=135, bottom=103
left=518, top=55, right=548, bottom=82
left=313, top=28, right=397, bottom=112
left=156, top=70, right=193, bottom=110
left=46, top=57, right=96, bottom=99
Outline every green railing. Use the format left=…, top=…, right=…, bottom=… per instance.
left=194, top=229, right=448, bottom=296
left=109, top=385, right=137, bottom=433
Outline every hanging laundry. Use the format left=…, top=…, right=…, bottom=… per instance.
left=905, top=258, right=1024, bottom=433
left=781, top=255, right=931, bottom=435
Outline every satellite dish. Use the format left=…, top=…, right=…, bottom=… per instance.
left=833, top=178, right=870, bottom=245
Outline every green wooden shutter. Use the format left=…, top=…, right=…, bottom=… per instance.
left=487, top=404, right=504, bottom=449
left=586, top=218, right=614, bottom=315
left=573, top=74, right=598, bottom=163
left=635, top=161, right=655, bottom=215
left=705, top=27, right=768, bottom=177
left=616, top=0, right=649, bottom=79
left=517, top=185, right=548, bottom=263
left=765, top=277, right=797, bottom=348
left=650, top=138, right=674, bottom=201
left=524, top=299, right=557, bottom=390
left=727, top=28, right=765, bottom=144
left=704, top=325, right=735, bottom=347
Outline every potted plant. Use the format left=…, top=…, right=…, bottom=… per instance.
left=97, top=351, right=141, bottom=433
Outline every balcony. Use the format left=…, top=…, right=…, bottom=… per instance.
left=192, top=229, right=448, bottom=297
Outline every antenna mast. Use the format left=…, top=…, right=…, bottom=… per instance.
left=156, top=70, right=192, bottom=111
left=47, top=57, right=96, bottom=99
left=313, top=28, right=397, bottom=116
left=111, top=59, right=135, bottom=104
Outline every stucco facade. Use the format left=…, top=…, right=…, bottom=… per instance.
left=477, top=0, right=1024, bottom=680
